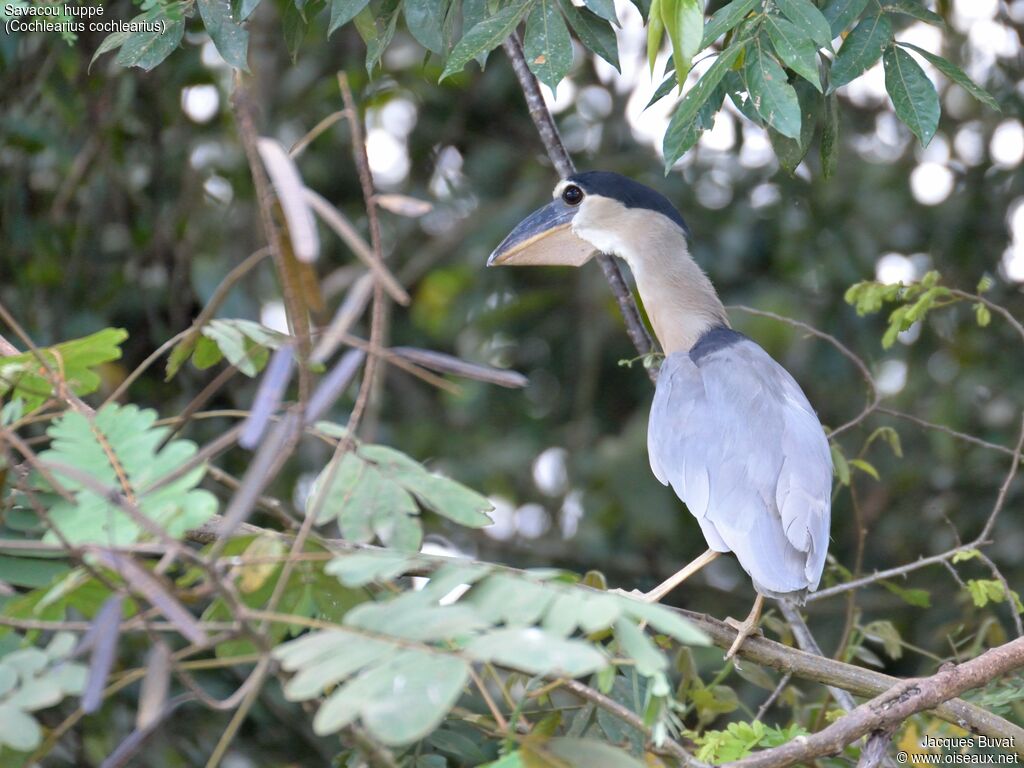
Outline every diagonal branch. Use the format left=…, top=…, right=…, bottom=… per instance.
left=726, top=636, right=1024, bottom=768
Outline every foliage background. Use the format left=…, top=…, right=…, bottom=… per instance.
left=1, top=0, right=1023, bottom=764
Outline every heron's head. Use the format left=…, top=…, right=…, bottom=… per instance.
left=487, top=170, right=689, bottom=268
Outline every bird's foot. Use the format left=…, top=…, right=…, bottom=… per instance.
left=723, top=615, right=763, bottom=660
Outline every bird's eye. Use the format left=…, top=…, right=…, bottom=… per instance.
left=562, top=184, right=584, bottom=206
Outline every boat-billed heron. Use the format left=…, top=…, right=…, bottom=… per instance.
left=488, top=171, right=831, bottom=658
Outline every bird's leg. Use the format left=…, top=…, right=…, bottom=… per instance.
left=617, top=549, right=721, bottom=604
left=724, top=594, right=766, bottom=660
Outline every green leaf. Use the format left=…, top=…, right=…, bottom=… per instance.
left=312, top=650, right=470, bottom=745
left=559, top=0, right=620, bottom=70
left=281, top=637, right=394, bottom=700
left=524, top=0, right=574, bottom=89
left=618, top=600, right=709, bottom=645
left=614, top=618, right=667, bottom=676
left=89, top=30, right=131, bottom=71
left=0, top=328, right=127, bottom=415
left=405, top=0, right=446, bottom=53
left=897, top=42, right=1000, bottom=111
left=821, top=0, right=869, bottom=36
left=866, top=425, right=902, bottom=457
left=360, top=444, right=494, bottom=528
left=848, top=458, right=879, bottom=480
left=966, top=579, right=1006, bottom=608
left=829, top=13, right=891, bottom=90
left=326, top=552, right=424, bottom=587
left=700, top=0, right=757, bottom=48
left=744, top=40, right=802, bottom=138
left=583, top=0, right=617, bottom=24
left=115, top=6, right=186, bottom=71
left=309, top=453, right=422, bottom=549
left=647, top=0, right=665, bottom=73
left=0, top=703, right=41, bottom=751
left=769, top=78, right=819, bottom=172
left=775, top=0, right=833, bottom=49
left=952, top=548, right=981, bottom=564
left=36, top=404, right=218, bottom=546
left=880, top=580, right=930, bottom=607
left=663, top=42, right=743, bottom=166
left=197, top=0, right=250, bottom=70
left=0, top=555, right=69, bottom=588
left=831, top=443, right=850, bottom=485
left=764, top=15, right=822, bottom=91
left=661, top=0, right=704, bottom=85
left=441, top=0, right=533, bottom=80
left=466, top=628, right=607, bottom=676
left=330, top=0, right=371, bottom=34
left=546, top=738, right=646, bottom=768
left=354, top=0, right=402, bottom=72
left=200, top=319, right=286, bottom=377
left=880, top=0, right=944, bottom=26
left=883, top=45, right=940, bottom=146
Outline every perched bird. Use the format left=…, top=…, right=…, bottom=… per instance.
left=488, top=171, right=832, bottom=658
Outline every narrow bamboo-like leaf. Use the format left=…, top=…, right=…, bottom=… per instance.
left=390, top=347, right=528, bottom=388
left=93, top=551, right=209, bottom=646
left=764, top=15, right=822, bottom=91
left=330, top=0, right=372, bottom=34
left=829, top=13, right=891, bottom=90
left=81, top=595, right=124, bottom=714
left=136, top=641, right=170, bottom=730
left=559, top=0, right=619, bottom=70
left=404, top=0, right=446, bottom=53
left=822, top=0, right=869, bottom=36
left=880, top=0, right=944, bottom=26
left=775, top=0, right=833, bottom=48
left=239, top=345, right=295, bottom=450
left=256, top=138, right=319, bottom=263
left=663, top=42, right=742, bottom=166
left=197, top=0, right=250, bottom=70
left=524, top=0, right=574, bottom=89
left=745, top=41, right=802, bottom=138
left=441, top=0, right=533, bottom=80
left=883, top=45, right=940, bottom=146
left=700, top=0, right=757, bottom=48
left=898, top=42, right=999, bottom=111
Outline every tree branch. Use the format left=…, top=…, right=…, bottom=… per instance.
left=726, top=636, right=1024, bottom=767
left=501, top=34, right=657, bottom=378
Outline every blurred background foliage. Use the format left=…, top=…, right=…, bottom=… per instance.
left=1, top=0, right=1024, bottom=763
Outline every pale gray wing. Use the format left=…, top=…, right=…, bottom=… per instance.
left=648, top=340, right=832, bottom=597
